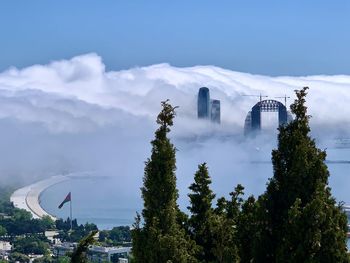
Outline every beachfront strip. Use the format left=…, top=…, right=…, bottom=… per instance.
left=10, top=175, right=70, bottom=220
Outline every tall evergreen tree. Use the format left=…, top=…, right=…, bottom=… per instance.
left=277, top=187, right=348, bottom=262
left=132, top=100, right=197, bottom=263
left=211, top=185, right=243, bottom=263
left=254, top=87, right=349, bottom=262
left=236, top=196, right=258, bottom=263
left=188, top=163, right=216, bottom=262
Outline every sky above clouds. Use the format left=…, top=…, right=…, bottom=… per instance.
left=1, top=0, right=350, bottom=75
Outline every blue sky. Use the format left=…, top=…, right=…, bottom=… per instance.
left=0, top=0, right=349, bottom=75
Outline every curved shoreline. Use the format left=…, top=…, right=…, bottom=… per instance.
left=10, top=172, right=97, bottom=220
left=10, top=175, right=71, bottom=220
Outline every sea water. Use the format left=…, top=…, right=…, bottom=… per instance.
left=40, top=147, right=350, bottom=230
left=40, top=177, right=142, bottom=229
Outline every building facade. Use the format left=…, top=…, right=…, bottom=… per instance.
left=210, top=99, right=221, bottom=123
left=54, top=243, right=131, bottom=263
left=197, top=87, right=221, bottom=123
left=244, top=99, right=291, bottom=136
left=87, top=246, right=131, bottom=263
left=197, top=87, right=210, bottom=119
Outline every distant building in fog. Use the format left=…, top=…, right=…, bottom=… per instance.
left=244, top=99, right=292, bottom=136
left=197, top=87, right=210, bottom=119
left=210, top=99, right=220, bottom=123
left=197, top=87, right=221, bottom=124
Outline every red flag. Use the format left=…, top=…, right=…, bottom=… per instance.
left=58, top=192, right=71, bottom=209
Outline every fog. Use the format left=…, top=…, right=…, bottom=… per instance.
left=1, top=53, right=350, bottom=206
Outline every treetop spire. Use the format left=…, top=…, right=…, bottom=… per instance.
left=290, top=87, right=310, bottom=122
left=156, top=99, right=179, bottom=129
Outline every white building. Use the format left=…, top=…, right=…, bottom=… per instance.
left=0, top=241, right=11, bottom=252
left=88, top=246, right=131, bottom=263
left=54, top=243, right=131, bottom=263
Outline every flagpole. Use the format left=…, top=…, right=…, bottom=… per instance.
left=70, top=192, right=73, bottom=232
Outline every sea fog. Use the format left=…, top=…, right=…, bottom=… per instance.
left=39, top=134, right=350, bottom=229
left=1, top=54, right=350, bottom=228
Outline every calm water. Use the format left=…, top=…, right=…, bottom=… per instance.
left=40, top=147, right=350, bottom=230
left=40, top=177, right=142, bottom=229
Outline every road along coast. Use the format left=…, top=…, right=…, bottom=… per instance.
left=10, top=172, right=97, bottom=220
left=10, top=175, right=71, bottom=220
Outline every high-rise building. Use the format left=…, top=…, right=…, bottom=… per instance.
left=197, top=87, right=210, bottom=119
left=210, top=99, right=221, bottom=123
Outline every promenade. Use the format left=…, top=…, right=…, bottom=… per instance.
left=10, top=175, right=70, bottom=220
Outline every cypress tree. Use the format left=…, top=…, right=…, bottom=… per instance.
left=211, top=185, right=243, bottom=263
left=132, top=100, right=197, bottom=263
left=188, top=163, right=216, bottom=262
left=277, top=187, right=348, bottom=262
left=236, top=196, right=258, bottom=263
left=254, top=87, right=349, bottom=262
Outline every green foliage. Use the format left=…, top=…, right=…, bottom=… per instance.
left=0, top=201, right=14, bottom=216
left=0, top=225, right=6, bottom=236
left=210, top=214, right=238, bottom=263
left=98, top=230, right=109, bottom=242
left=12, top=208, right=32, bottom=221
left=131, top=213, right=145, bottom=262
left=277, top=189, right=348, bottom=263
left=55, top=218, right=98, bottom=242
left=132, top=100, right=197, bottom=263
left=0, top=187, right=52, bottom=236
left=9, top=252, right=30, bottom=263
left=254, top=87, right=349, bottom=262
left=211, top=185, right=244, bottom=263
left=0, top=190, right=56, bottom=236
left=187, top=163, right=216, bottom=262
left=55, top=218, right=79, bottom=232
left=12, top=235, right=50, bottom=255
left=99, top=226, right=131, bottom=246
left=236, top=196, right=258, bottom=263
left=56, top=256, right=71, bottom=263
left=0, top=186, right=15, bottom=215
left=70, top=230, right=98, bottom=263
left=41, top=216, right=55, bottom=229
left=141, top=100, right=179, bottom=231
left=0, top=211, right=53, bottom=236
left=109, top=226, right=131, bottom=242
left=176, top=207, right=190, bottom=232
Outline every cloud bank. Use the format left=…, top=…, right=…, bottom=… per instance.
left=1, top=53, right=350, bottom=135
left=1, top=53, right=350, bottom=205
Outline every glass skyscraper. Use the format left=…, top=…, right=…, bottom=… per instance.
left=197, top=87, right=210, bottom=119
left=211, top=99, right=221, bottom=123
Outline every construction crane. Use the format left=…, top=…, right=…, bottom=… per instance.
left=242, top=94, right=268, bottom=103
left=275, top=95, right=290, bottom=107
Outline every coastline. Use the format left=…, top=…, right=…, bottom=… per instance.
left=10, top=175, right=71, bottom=220
left=10, top=171, right=97, bottom=221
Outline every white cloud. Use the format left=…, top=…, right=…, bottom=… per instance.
left=1, top=53, right=350, bottom=204
left=1, top=53, right=349, bottom=136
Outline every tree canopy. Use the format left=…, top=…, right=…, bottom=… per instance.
left=254, top=87, right=349, bottom=262
left=132, top=100, right=197, bottom=263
